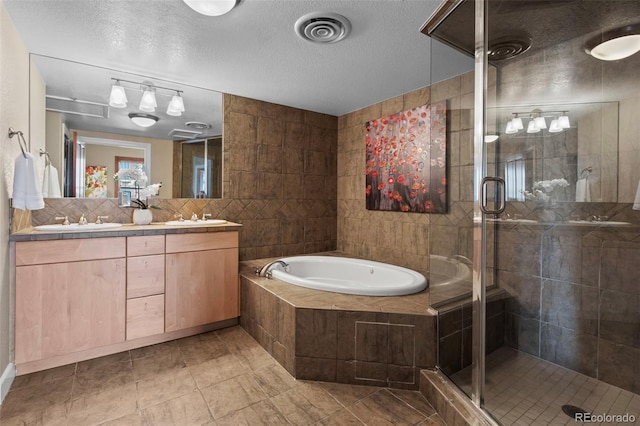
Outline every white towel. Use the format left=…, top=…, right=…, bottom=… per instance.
left=633, top=179, right=640, bottom=210
left=12, top=152, right=44, bottom=210
left=575, top=178, right=591, bottom=202
left=42, top=164, right=62, bottom=198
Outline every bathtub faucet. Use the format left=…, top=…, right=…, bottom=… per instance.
left=448, top=254, right=472, bottom=266
left=255, top=260, right=289, bottom=279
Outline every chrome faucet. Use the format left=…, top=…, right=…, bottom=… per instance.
left=55, top=216, right=69, bottom=225
left=201, top=213, right=211, bottom=221
left=255, top=260, right=290, bottom=278
left=95, top=215, right=109, bottom=224
left=173, top=213, right=184, bottom=222
left=78, top=214, right=88, bottom=225
left=191, top=212, right=198, bottom=221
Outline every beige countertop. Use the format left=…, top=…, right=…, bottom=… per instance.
left=10, top=221, right=243, bottom=241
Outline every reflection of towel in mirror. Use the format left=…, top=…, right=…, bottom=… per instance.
left=634, top=180, right=640, bottom=210
left=575, top=178, right=591, bottom=202
left=12, top=152, right=45, bottom=210
left=42, top=164, right=62, bottom=198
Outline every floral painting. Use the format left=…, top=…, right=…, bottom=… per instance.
left=365, top=102, right=447, bottom=213
left=85, top=165, right=108, bottom=198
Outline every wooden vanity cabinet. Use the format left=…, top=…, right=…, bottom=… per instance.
left=126, top=235, right=165, bottom=340
left=14, top=229, right=240, bottom=372
left=15, top=238, right=127, bottom=364
left=165, top=231, right=239, bottom=332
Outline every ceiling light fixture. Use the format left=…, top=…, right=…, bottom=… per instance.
left=484, top=135, right=499, bottom=143
left=585, top=23, right=640, bottom=61
left=129, top=113, right=159, bottom=128
left=167, top=92, right=185, bottom=116
left=109, top=80, right=127, bottom=108
left=139, top=86, right=157, bottom=112
left=183, top=0, right=237, bottom=16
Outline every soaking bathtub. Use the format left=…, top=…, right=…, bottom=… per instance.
left=429, top=254, right=472, bottom=287
left=267, top=256, right=427, bottom=296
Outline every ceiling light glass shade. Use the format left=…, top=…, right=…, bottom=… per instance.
left=511, top=116, right=524, bottom=130
left=167, top=94, right=186, bottom=116
left=527, top=120, right=540, bottom=133
left=139, top=89, right=157, bottom=112
left=484, top=135, right=499, bottom=143
left=109, top=82, right=127, bottom=108
left=505, top=120, right=518, bottom=134
left=534, top=116, right=547, bottom=129
left=548, top=119, right=563, bottom=133
left=183, top=0, right=237, bottom=16
left=558, top=115, right=571, bottom=129
left=129, top=113, right=159, bottom=128
left=587, top=34, right=640, bottom=61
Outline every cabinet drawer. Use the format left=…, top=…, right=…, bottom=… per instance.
left=166, top=231, right=238, bottom=253
left=127, top=235, right=165, bottom=257
left=126, top=295, right=164, bottom=340
left=127, top=255, right=165, bottom=299
left=16, top=238, right=125, bottom=266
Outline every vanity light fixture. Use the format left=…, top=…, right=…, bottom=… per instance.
left=129, top=113, right=159, bottom=128
left=167, top=92, right=185, bottom=116
left=139, top=86, right=157, bottom=113
left=109, top=78, right=186, bottom=115
left=109, top=80, right=127, bottom=108
left=585, top=23, right=640, bottom=61
left=484, top=135, right=499, bottom=143
left=505, top=109, right=570, bottom=135
left=183, top=0, right=237, bottom=16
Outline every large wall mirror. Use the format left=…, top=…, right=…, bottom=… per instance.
left=493, top=101, right=619, bottom=203
left=32, top=54, right=224, bottom=200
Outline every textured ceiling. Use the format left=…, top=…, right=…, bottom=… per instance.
left=4, top=0, right=473, bottom=119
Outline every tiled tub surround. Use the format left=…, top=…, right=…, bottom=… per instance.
left=239, top=253, right=437, bottom=390
left=18, top=93, right=338, bottom=261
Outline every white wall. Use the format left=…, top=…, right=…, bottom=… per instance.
left=0, top=0, right=35, bottom=402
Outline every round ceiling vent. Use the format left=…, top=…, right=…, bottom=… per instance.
left=295, top=12, right=351, bottom=44
left=488, top=38, right=531, bottom=60
left=185, top=121, right=211, bottom=130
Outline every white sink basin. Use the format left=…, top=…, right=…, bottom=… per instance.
left=34, top=223, right=123, bottom=232
left=164, top=219, right=227, bottom=226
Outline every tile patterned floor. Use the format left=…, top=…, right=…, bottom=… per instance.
left=451, top=347, right=640, bottom=426
left=0, top=326, right=447, bottom=426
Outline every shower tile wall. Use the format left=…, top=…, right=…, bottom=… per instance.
left=500, top=224, right=640, bottom=394
left=29, top=94, right=338, bottom=261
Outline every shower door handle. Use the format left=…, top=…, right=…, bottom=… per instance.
left=480, top=176, right=506, bottom=214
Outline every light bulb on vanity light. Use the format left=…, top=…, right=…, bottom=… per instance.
left=511, top=115, right=524, bottom=130
left=505, top=120, right=518, bottom=134
left=548, top=119, right=563, bottom=133
left=167, top=93, right=185, bottom=116
left=558, top=114, right=570, bottom=129
left=139, top=87, right=157, bottom=112
left=534, top=115, right=547, bottom=129
left=527, top=119, right=540, bottom=133
left=109, top=81, right=127, bottom=108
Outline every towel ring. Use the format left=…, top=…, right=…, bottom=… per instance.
left=8, top=128, right=28, bottom=158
